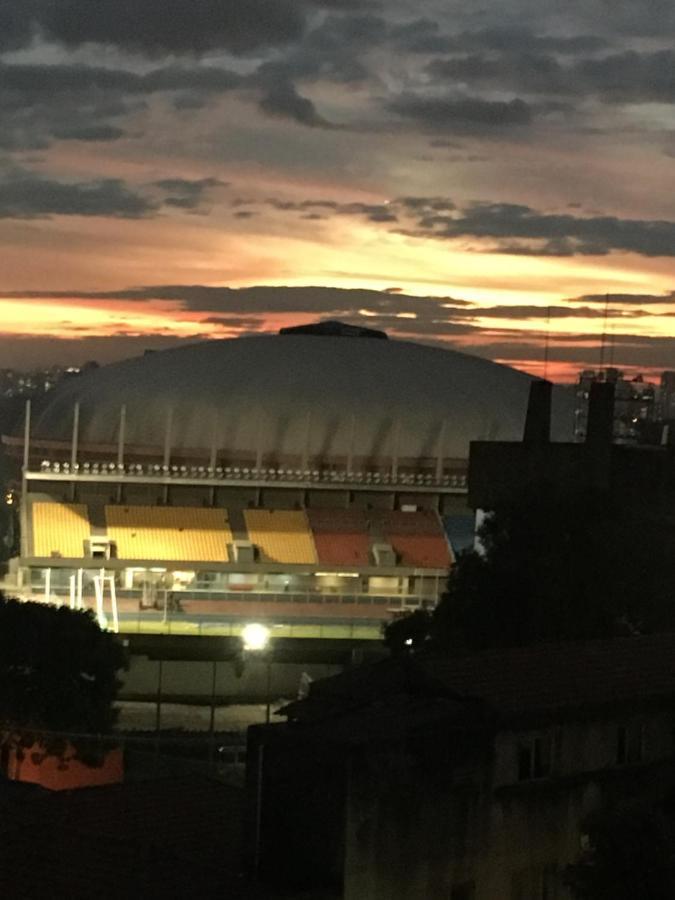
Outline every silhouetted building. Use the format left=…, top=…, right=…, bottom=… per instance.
left=248, top=635, right=675, bottom=899
left=471, top=378, right=675, bottom=519
left=659, top=371, right=675, bottom=422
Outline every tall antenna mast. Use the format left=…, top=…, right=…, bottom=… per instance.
left=608, top=323, right=615, bottom=367
left=599, top=293, right=610, bottom=370
left=543, top=306, right=551, bottom=381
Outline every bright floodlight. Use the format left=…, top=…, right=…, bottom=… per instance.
left=242, top=622, right=271, bottom=652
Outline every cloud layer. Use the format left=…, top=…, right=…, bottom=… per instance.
left=0, top=0, right=673, bottom=375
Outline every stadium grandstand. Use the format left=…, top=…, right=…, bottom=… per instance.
left=1, top=322, right=573, bottom=642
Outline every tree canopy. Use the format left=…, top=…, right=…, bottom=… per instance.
left=0, top=596, right=126, bottom=756
left=385, top=488, right=675, bottom=655
left=565, top=802, right=675, bottom=899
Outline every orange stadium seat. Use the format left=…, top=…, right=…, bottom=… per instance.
left=307, top=509, right=370, bottom=567
left=32, top=503, right=91, bottom=558
left=244, top=509, right=317, bottom=564
left=370, top=510, right=453, bottom=568
left=105, top=506, right=232, bottom=561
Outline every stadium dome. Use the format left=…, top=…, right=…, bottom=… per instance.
left=33, top=328, right=573, bottom=460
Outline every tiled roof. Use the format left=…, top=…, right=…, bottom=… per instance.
left=0, top=776, right=261, bottom=899
left=283, top=633, right=675, bottom=727
left=426, top=633, right=675, bottom=717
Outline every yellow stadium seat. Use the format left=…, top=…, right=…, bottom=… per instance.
left=244, top=509, right=317, bottom=564
left=105, top=506, right=232, bottom=561
left=32, top=503, right=90, bottom=558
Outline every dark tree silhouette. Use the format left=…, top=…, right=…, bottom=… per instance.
left=565, top=803, right=675, bottom=899
left=385, top=488, right=675, bottom=654
left=0, top=596, right=126, bottom=761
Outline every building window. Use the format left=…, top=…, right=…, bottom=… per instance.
left=517, top=734, right=552, bottom=781
left=616, top=723, right=644, bottom=765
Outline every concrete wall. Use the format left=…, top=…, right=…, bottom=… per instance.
left=343, top=710, right=675, bottom=900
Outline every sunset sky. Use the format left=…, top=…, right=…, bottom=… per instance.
left=1, top=0, right=675, bottom=380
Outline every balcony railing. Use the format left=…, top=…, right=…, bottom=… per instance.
left=33, top=459, right=468, bottom=489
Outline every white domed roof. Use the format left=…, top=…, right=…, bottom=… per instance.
left=33, top=334, right=573, bottom=460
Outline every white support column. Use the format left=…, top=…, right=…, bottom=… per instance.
left=44, top=567, right=51, bottom=604
left=108, top=576, right=119, bottom=633
left=76, top=567, right=84, bottom=610
left=69, top=574, right=76, bottom=610
left=95, top=567, right=107, bottom=628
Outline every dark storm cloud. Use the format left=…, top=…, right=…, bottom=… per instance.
left=4, top=284, right=675, bottom=374
left=392, top=22, right=608, bottom=56
left=0, top=172, right=154, bottom=219
left=451, top=28, right=608, bottom=55
left=429, top=49, right=675, bottom=105
left=473, top=305, right=646, bottom=319
left=266, top=197, right=398, bottom=221
left=403, top=202, right=675, bottom=257
left=200, top=316, right=266, bottom=329
left=4, top=285, right=473, bottom=317
left=0, top=170, right=224, bottom=220
left=262, top=193, right=675, bottom=258
left=577, top=292, right=675, bottom=306
left=0, top=61, right=241, bottom=151
left=0, top=5, right=36, bottom=51
left=564, top=0, right=675, bottom=37
left=8, top=0, right=306, bottom=56
left=387, top=94, right=533, bottom=131
left=258, top=81, right=329, bottom=128
left=151, top=178, right=227, bottom=210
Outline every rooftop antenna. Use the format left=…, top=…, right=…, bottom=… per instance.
left=599, top=292, right=610, bottom=370
left=543, top=306, right=551, bottom=381
left=608, top=323, right=616, bottom=368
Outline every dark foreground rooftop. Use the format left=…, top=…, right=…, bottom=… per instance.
left=0, top=776, right=258, bottom=900
left=281, top=632, right=675, bottom=730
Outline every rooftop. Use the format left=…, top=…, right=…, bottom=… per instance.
left=281, top=632, right=675, bottom=731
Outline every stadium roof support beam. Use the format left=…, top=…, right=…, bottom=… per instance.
left=391, top=419, right=401, bottom=481
left=347, top=414, right=356, bottom=474
left=302, top=410, right=312, bottom=472
left=70, top=402, right=80, bottom=500
left=163, top=407, right=173, bottom=503
left=22, top=399, right=31, bottom=473
left=435, top=421, right=446, bottom=483
left=209, top=417, right=219, bottom=506
left=255, top=414, right=264, bottom=471
left=116, top=405, right=126, bottom=502
left=117, top=405, right=126, bottom=467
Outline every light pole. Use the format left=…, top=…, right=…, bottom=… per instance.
left=241, top=623, right=272, bottom=723
left=241, top=622, right=272, bottom=880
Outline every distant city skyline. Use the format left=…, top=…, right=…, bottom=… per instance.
left=1, top=1, right=674, bottom=379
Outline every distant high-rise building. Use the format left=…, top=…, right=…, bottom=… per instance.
left=659, top=371, right=675, bottom=421
left=574, top=367, right=656, bottom=443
